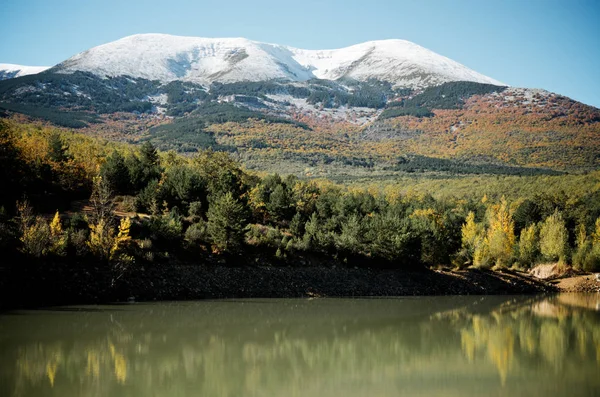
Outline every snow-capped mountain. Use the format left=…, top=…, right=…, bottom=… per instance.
left=53, top=34, right=504, bottom=88
left=0, top=63, right=50, bottom=80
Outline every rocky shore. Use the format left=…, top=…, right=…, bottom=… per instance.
left=121, top=265, right=558, bottom=301
left=0, top=261, right=558, bottom=309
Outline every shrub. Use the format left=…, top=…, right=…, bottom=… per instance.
left=184, top=220, right=208, bottom=247
left=144, top=210, right=183, bottom=247
left=188, top=201, right=203, bottom=219
left=20, top=216, right=51, bottom=257
left=68, top=228, right=89, bottom=256
left=582, top=246, right=600, bottom=272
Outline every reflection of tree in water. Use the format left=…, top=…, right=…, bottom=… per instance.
left=460, top=317, right=515, bottom=384
left=3, top=296, right=600, bottom=397
left=11, top=330, right=132, bottom=397
left=457, top=294, right=600, bottom=384
left=9, top=330, right=419, bottom=397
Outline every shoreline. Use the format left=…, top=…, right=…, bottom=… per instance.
left=0, top=263, right=558, bottom=309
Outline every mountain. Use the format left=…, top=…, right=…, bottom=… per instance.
left=52, top=34, right=503, bottom=89
left=0, top=34, right=598, bottom=174
left=0, top=63, right=49, bottom=80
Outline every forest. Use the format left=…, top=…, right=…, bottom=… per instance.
left=1, top=119, right=600, bottom=292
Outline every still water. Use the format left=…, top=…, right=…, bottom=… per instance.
left=0, top=294, right=599, bottom=397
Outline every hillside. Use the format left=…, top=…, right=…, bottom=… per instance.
left=1, top=120, right=599, bottom=301
left=0, top=34, right=598, bottom=174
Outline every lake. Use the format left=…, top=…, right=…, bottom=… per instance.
left=1, top=294, right=599, bottom=396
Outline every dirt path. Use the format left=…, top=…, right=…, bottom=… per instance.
left=554, top=274, right=600, bottom=293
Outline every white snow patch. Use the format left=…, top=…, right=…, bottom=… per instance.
left=0, top=63, right=50, bottom=79
left=147, top=93, right=168, bottom=105
left=55, top=34, right=505, bottom=89
left=266, top=93, right=379, bottom=124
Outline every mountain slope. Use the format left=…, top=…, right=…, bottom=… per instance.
left=0, top=63, right=49, bottom=80
left=52, top=33, right=503, bottom=89
left=289, top=39, right=504, bottom=88
left=0, top=34, right=597, bottom=173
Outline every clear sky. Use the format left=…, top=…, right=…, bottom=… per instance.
left=2, top=0, right=599, bottom=107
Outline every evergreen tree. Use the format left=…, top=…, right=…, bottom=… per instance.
left=267, top=184, right=291, bottom=222
left=207, top=192, right=248, bottom=253
left=289, top=212, right=304, bottom=237
left=47, top=132, right=69, bottom=163
left=101, top=151, right=130, bottom=194
left=0, top=123, right=27, bottom=210
left=140, top=141, right=159, bottom=168
left=140, top=141, right=161, bottom=184
left=335, top=214, right=365, bottom=256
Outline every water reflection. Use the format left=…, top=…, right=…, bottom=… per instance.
left=1, top=295, right=599, bottom=397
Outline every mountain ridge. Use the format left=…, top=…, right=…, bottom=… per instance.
left=0, top=34, right=597, bottom=173
left=0, top=63, right=50, bottom=80
left=51, top=33, right=504, bottom=89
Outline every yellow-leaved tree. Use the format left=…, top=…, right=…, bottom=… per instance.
left=87, top=218, right=114, bottom=259
left=593, top=217, right=600, bottom=246
left=86, top=175, right=134, bottom=285
left=461, top=212, right=480, bottom=255
left=18, top=200, right=50, bottom=258
left=49, top=211, right=67, bottom=256
left=486, top=197, right=516, bottom=268
left=539, top=210, right=569, bottom=264
left=458, top=211, right=487, bottom=268
left=518, top=224, right=538, bottom=267
left=111, top=217, right=132, bottom=260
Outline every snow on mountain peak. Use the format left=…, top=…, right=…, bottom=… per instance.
left=53, top=33, right=504, bottom=88
left=0, top=63, right=50, bottom=80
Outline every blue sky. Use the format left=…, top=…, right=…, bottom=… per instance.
left=2, top=0, right=599, bottom=107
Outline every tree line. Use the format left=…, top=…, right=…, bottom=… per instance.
left=1, top=120, right=599, bottom=281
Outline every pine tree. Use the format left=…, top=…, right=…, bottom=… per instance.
left=267, top=184, right=291, bottom=222
left=140, top=141, right=159, bottom=168
left=101, top=151, right=130, bottom=194
left=302, top=212, right=321, bottom=251
left=47, top=132, right=69, bottom=163
left=207, top=192, right=248, bottom=253
left=289, top=212, right=304, bottom=237
left=140, top=141, right=162, bottom=185
left=336, top=214, right=364, bottom=255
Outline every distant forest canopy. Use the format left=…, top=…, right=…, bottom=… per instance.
left=0, top=71, right=506, bottom=127
left=379, top=81, right=506, bottom=119
left=1, top=119, right=599, bottom=277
